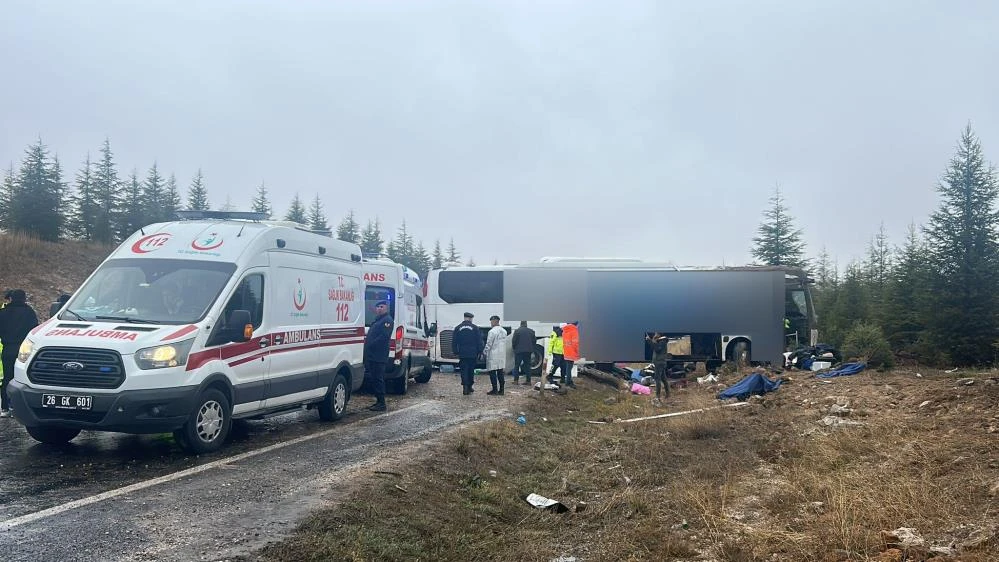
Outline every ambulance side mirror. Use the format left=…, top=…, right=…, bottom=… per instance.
left=227, top=310, right=252, bottom=342
left=427, top=323, right=437, bottom=337
left=49, top=302, right=62, bottom=317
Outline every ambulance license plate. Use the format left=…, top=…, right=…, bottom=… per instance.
left=42, top=394, right=93, bottom=410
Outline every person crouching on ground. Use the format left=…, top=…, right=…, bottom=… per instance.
left=484, top=315, right=508, bottom=395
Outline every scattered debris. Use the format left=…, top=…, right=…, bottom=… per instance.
left=815, top=362, right=866, bottom=379
left=631, top=382, right=651, bottom=395
left=945, top=367, right=959, bottom=373
left=820, top=416, right=864, bottom=427
left=488, top=470, right=497, bottom=478
left=918, top=400, right=932, bottom=408
left=393, top=484, right=409, bottom=494
left=374, top=470, right=402, bottom=477
left=525, top=493, right=570, bottom=513
left=828, top=403, right=852, bottom=416
left=603, top=397, right=618, bottom=405
left=696, top=374, right=718, bottom=384
left=956, top=378, right=975, bottom=386
left=516, top=415, right=527, bottom=425
left=617, top=402, right=748, bottom=423
left=882, top=527, right=925, bottom=548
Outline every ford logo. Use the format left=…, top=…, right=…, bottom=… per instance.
left=62, top=361, right=85, bottom=372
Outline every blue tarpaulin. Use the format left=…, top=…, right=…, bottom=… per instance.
left=631, top=369, right=644, bottom=382
left=716, top=373, right=782, bottom=401
left=815, top=362, right=866, bottom=379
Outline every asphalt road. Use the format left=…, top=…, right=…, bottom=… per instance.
left=0, top=370, right=532, bottom=561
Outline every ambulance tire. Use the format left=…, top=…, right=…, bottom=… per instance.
left=319, top=373, right=349, bottom=422
left=414, top=361, right=432, bottom=384
left=25, top=425, right=81, bottom=445
left=175, top=388, right=232, bottom=455
left=388, top=370, right=409, bottom=395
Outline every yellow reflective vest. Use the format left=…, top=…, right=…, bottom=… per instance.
left=547, top=333, right=564, bottom=355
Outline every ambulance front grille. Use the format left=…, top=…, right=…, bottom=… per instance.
left=27, top=347, right=126, bottom=389
left=438, top=330, right=457, bottom=360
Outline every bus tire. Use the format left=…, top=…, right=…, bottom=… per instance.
left=414, top=361, right=432, bottom=384
left=530, top=344, right=545, bottom=375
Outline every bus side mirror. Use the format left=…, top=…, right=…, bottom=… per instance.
left=227, top=310, right=252, bottom=342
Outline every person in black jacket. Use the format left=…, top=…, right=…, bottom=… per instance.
left=451, top=312, right=484, bottom=395
left=363, top=301, right=393, bottom=412
left=0, top=289, right=38, bottom=416
left=511, top=321, right=536, bottom=385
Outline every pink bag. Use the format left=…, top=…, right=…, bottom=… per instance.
left=630, top=382, right=651, bottom=395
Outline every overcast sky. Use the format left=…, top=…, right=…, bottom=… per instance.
left=3, top=0, right=997, bottom=268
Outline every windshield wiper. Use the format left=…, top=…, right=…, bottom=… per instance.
left=62, top=309, right=86, bottom=321
left=95, top=315, right=162, bottom=325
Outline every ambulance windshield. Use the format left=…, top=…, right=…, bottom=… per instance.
left=63, top=258, right=237, bottom=325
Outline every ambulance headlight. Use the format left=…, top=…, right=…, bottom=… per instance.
left=17, top=339, right=34, bottom=363
left=135, top=339, right=195, bottom=370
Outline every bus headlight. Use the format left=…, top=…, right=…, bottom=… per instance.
left=17, top=339, right=34, bottom=363
left=135, top=339, right=195, bottom=370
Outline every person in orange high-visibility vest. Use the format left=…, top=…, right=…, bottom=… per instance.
left=561, top=321, right=579, bottom=389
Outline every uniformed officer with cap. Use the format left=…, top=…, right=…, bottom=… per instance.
left=451, top=311, right=484, bottom=395
left=364, top=300, right=393, bottom=411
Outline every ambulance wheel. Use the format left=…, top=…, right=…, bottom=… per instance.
left=319, top=373, right=349, bottom=421
left=176, top=388, right=231, bottom=454
left=389, top=372, right=409, bottom=395
left=25, top=426, right=80, bottom=445
left=414, top=362, right=432, bottom=384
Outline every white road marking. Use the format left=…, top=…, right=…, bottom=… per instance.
left=0, top=403, right=424, bottom=532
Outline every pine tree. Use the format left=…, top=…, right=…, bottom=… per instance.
left=864, top=222, right=892, bottom=325
left=412, top=241, right=432, bottom=279
left=142, top=163, right=166, bottom=223
left=923, top=125, right=999, bottom=365
left=825, top=261, right=869, bottom=346
left=883, top=223, right=929, bottom=353
left=466, top=257, right=476, bottom=267
left=250, top=182, right=272, bottom=217
left=336, top=210, right=361, bottom=243
left=431, top=239, right=444, bottom=270
left=751, top=186, right=807, bottom=267
left=360, top=218, right=385, bottom=256
left=117, top=170, right=146, bottom=240
left=0, top=163, right=15, bottom=231
left=48, top=155, right=69, bottom=239
left=219, top=195, right=236, bottom=212
left=69, top=154, right=99, bottom=240
left=445, top=237, right=461, bottom=264
left=187, top=169, right=210, bottom=211
left=163, top=173, right=182, bottom=220
left=814, top=246, right=836, bottom=290
left=389, top=220, right=415, bottom=264
left=307, top=194, right=328, bottom=231
left=7, top=139, right=64, bottom=241
left=92, top=139, right=121, bottom=244
left=282, top=193, right=305, bottom=223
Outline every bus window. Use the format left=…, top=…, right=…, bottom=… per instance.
left=437, top=270, right=503, bottom=303
left=365, top=286, right=396, bottom=327
left=786, top=289, right=808, bottom=318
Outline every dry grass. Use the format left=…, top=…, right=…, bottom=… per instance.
left=250, top=368, right=999, bottom=562
left=0, top=232, right=110, bottom=317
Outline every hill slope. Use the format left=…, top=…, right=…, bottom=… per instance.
left=0, top=233, right=112, bottom=319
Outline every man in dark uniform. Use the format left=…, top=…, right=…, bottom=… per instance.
left=451, top=312, right=484, bottom=395
left=363, top=300, right=393, bottom=412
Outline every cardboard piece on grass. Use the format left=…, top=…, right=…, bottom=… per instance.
left=525, top=493, right=570, bottom=513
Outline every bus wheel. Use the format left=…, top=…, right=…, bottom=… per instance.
left=732, top=341, right=751, bottom=369
left=530, top=344, right=545, bottom=375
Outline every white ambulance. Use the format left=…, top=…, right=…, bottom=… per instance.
left=362, top=258, right=432, bottom=394
left=8, top=212, right=366, bottom=454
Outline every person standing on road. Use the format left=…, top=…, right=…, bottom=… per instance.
left=484, top=315, right=508, bottom=395
left=451, top=312, right=484, bottom=395
left=511, top=321, right=536, bottom=385
left=546, top=325, right=564, bottom=384
left=647, top=332, right=671, bottom=404
left=0, top=290, right=10, bottom=405
left=363, top=300, right=393, bottom=412
left=561, top=321, right=579, bottom=389
left=0, top=289, right=38, bottom=417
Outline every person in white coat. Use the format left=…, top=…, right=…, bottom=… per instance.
left=484, top=315, right=508, bottom=395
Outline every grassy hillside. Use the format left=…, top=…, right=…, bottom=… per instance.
left=0, top=233, right=112, bottom=319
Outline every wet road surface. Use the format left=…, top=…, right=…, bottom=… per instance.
left=0, top=371, right=533, bottom=561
